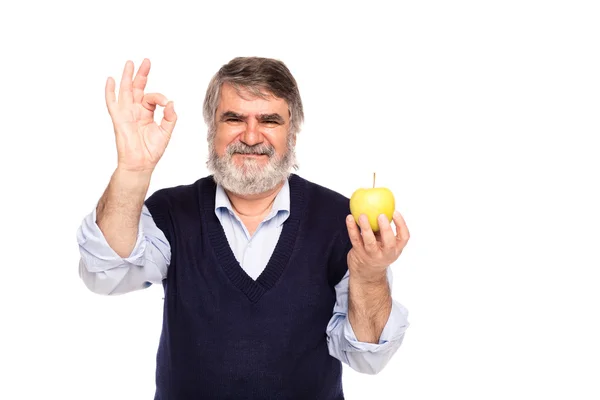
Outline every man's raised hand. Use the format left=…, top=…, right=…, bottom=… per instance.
left=105, top=59, right=177, bottom=173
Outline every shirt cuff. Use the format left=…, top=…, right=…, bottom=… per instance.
left=77, top=207, right=147, bottom=272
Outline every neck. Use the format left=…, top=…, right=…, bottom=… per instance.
left=225, top=180, right=285, bottom=218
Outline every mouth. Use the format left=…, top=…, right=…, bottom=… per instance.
left=234, top=153, right=268, bottom=158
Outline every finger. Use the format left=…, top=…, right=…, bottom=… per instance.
left=393, top=210, right=410, bottom=248
left=161, top=101, right=178, bottom=135
left=132, top=58, right=151, bottom=104
left=118, top=60, right=134, bottom=104
left=377, top=214, right=396, bottom=250
left=346, top=214, right=364, bottom=250
left=105, top=76, right=116, bottom=116
left=359, top=214, right=379, bottom=254
left=141, top=93, right=169, bottom=112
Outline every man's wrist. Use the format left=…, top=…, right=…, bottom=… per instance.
left=348, top=267, right=388, bottom=286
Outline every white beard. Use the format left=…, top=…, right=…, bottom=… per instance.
left=207, top=135, right=298, bottom=196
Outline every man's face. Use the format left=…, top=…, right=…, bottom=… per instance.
left=207, top=83, right=297, bottom=196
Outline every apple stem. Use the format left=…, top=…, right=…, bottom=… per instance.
left=373, top=172, right=376, bottom=188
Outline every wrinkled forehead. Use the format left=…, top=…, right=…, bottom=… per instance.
left=217, top=82, right=290, bottom=117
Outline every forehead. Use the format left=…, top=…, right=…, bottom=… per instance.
left=217, top=83, right=289, bottom=116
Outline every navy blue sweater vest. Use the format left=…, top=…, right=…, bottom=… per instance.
left=144, top=174, right=352, bottom=399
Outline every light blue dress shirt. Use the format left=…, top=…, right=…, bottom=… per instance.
left=77, top=179, right=410, bottom=375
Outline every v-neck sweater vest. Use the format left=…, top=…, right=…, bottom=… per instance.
left=145, top=173, right=352, bottom=400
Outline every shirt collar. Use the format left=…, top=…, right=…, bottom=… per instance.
left=214, top=178, right=291, bottom=225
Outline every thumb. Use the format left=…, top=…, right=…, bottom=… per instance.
left=161, top=101, right=177, bottom=135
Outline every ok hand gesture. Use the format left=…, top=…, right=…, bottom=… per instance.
left=105, top=59, right=177, bottom=173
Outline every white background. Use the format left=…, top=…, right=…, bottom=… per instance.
left=1, top=0, right=599, bottom=399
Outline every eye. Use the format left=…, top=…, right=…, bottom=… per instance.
left=226, top=117, right=243, bottom=123
left=262, top=120, right=281, bottom=125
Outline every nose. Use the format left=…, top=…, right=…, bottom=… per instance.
left=241, top=119, right=263, bottom=146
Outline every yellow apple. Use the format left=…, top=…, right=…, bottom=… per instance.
left=349, top=187, right=395, bottom=232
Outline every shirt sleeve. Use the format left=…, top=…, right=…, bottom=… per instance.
left=326, top=268, right=410, bottom=375
left=77, top=204, right=171, bottom=295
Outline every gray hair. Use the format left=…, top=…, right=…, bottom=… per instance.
left=202, top=57, right=304, bottom=140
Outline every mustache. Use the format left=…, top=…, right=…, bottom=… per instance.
left=226, top=142, right=275, bottom=157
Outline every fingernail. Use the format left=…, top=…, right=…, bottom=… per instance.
left=378, top=214, right=387, bottom=223
left=346, top=215, right=354, bottom=223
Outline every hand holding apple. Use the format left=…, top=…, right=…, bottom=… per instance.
left=346, top=173, right=410, bottom=280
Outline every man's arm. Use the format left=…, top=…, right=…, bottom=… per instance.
left=326, top=269, right=409, bottom=375
left=326, top=211, right=411, bottom=374
left=348, top=270, right=392, bottom=343
left=78, top=58, right=178, bottom=295
left=345, top=211, right=410, bottom=342
left=96, top=168, right=152, bottom=258
left=77, top=191, right=170, bottom=296
left=96, top=58, right=175, bottom=256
